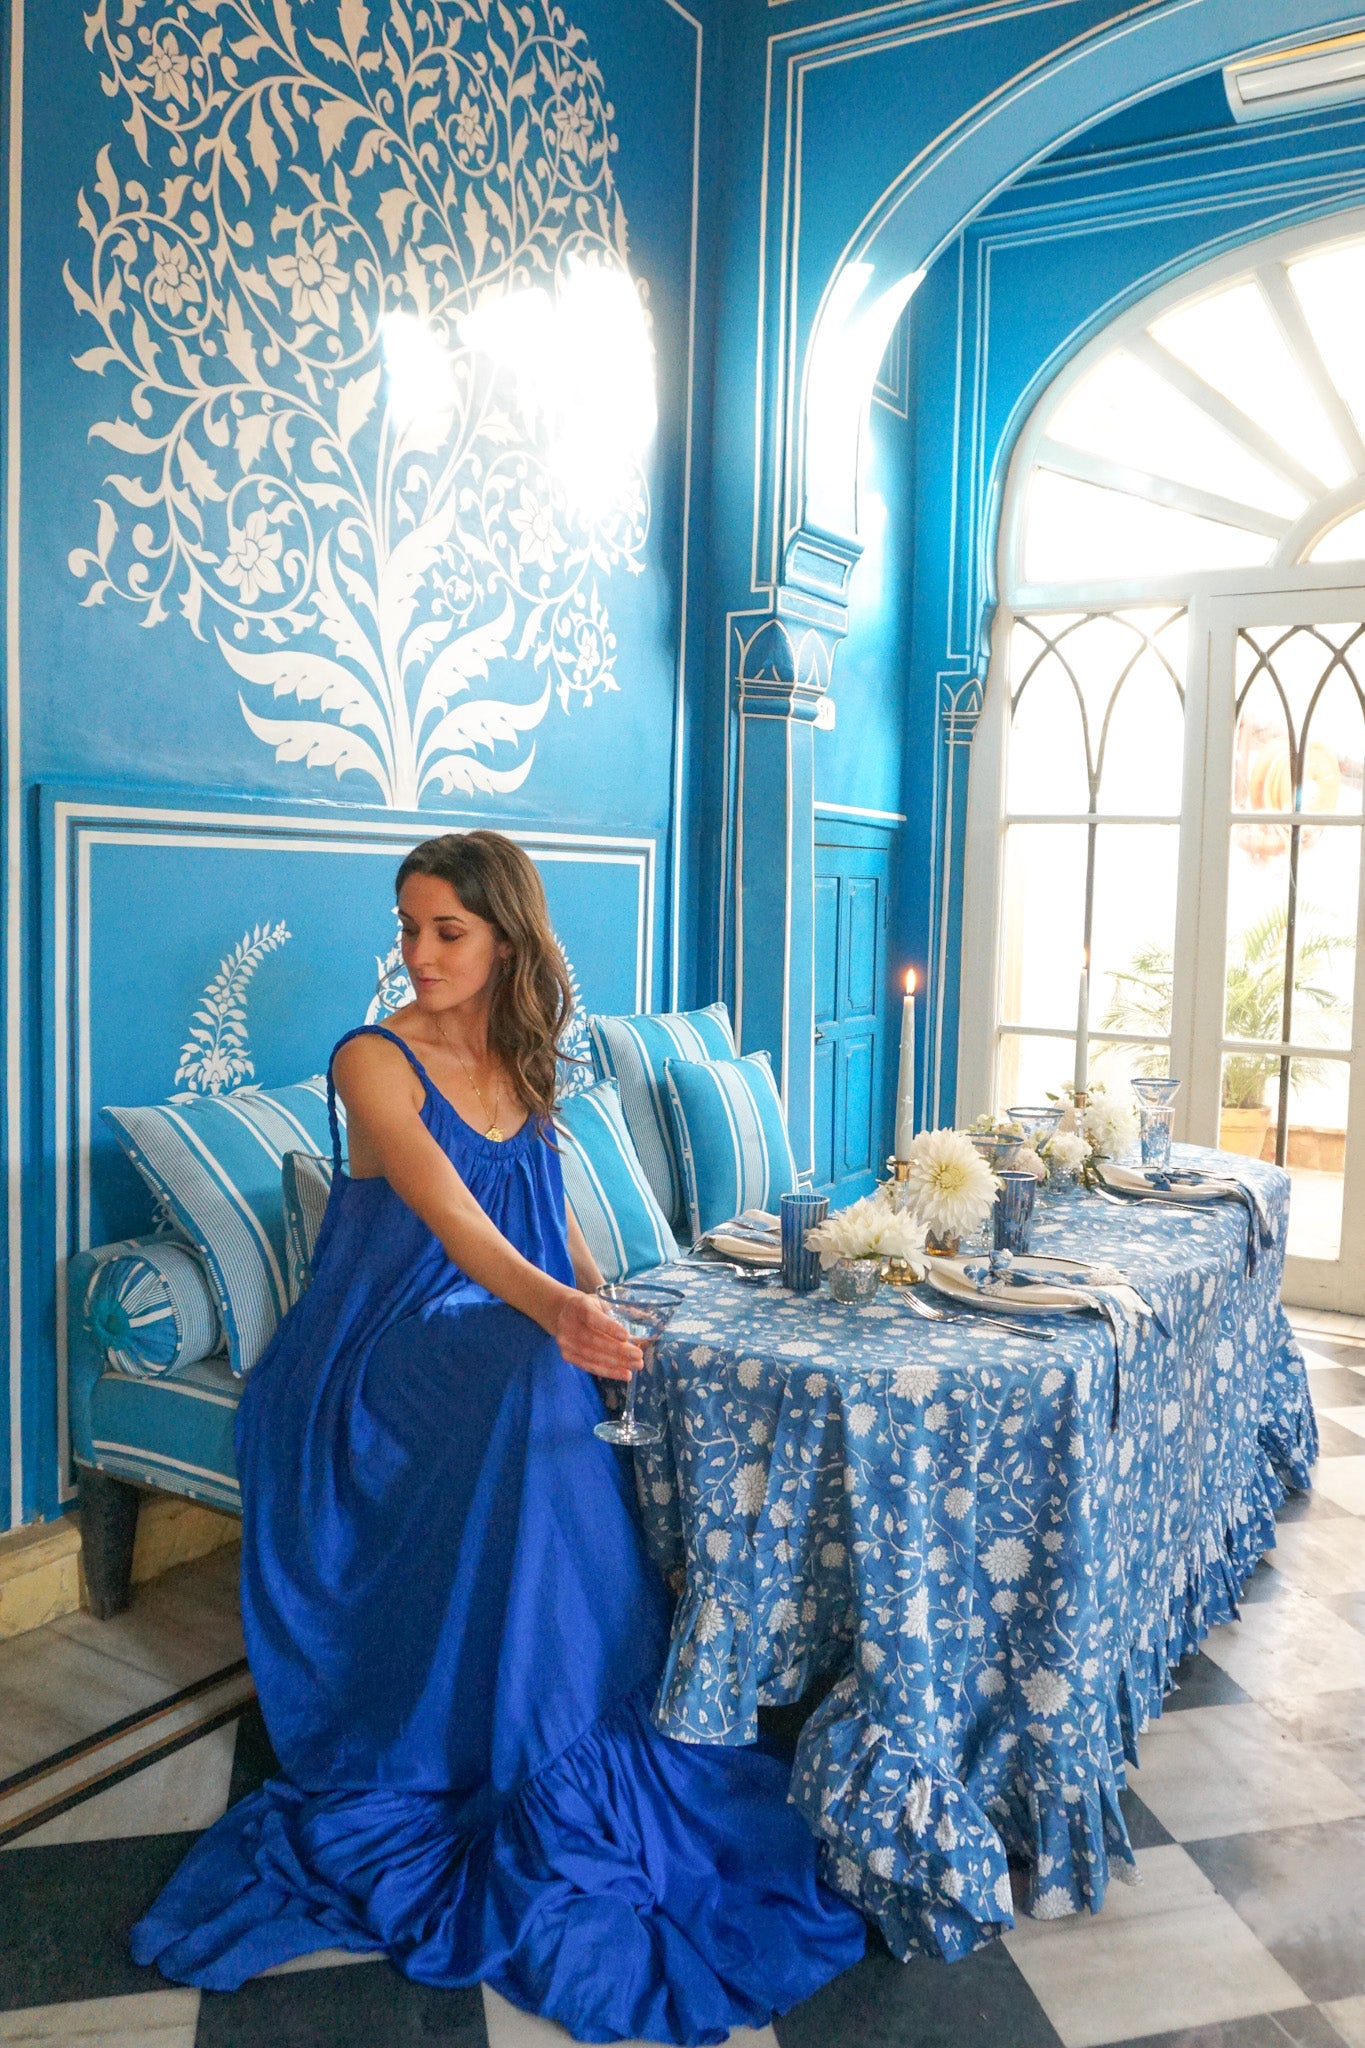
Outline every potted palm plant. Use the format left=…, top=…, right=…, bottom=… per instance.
left=1101, top=907, right=1349, bottom=1156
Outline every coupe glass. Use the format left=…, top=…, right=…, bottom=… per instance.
left=1007, top=1104, right=1065, bottom=1148
left=593, top=1283, right=684, bottom=1448
left=1130, top=1077, right=1182, bottom=1169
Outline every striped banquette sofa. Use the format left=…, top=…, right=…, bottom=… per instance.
left=70, top=1003, right=800, bottom=1617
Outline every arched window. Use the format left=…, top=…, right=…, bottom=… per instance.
left=961, top=215, right=1365, bottom=1309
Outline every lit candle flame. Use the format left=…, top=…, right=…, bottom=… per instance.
left=905, top=968, right=917, bottom=996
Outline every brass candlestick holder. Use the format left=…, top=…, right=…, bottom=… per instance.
left=883, top=1158, right=918, bottom=1286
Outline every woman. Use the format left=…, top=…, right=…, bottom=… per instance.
left=132, top=829, right=865, bottom=2046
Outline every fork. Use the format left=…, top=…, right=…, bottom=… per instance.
left=902, top=1290, right=1056, bottom=1343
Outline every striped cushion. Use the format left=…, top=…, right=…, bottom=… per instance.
left=84, top=1241, right=221, bottom=1379
left=662, top=1051, right=800, bottom=1241
left=587, top=1004, right=736, bottom=1230
left=282, top=1150, right=335, bottom=1304
left=101, top=1079, right=333, bottom=1378
left=87, top=1352, right=242, bottom=1514
left=554, top=1080, right=679, bottom=1283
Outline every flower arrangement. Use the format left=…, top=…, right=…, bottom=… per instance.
left=898, top=1128, right=1000, bottom=1240
left=1062, top=1081, right=1138, bottom=1163
left=1014, top=1147, right=1048, bottom=1180
left=805, top=1192, right=927, bottom=1275
left=1043, top=1129, right=1090, bottom=1175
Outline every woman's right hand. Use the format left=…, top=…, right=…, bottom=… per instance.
left=553, top=1289, right=642, bottom=1382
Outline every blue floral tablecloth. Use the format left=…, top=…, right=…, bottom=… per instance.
left=629, top=1147, right=1316, bottom=1962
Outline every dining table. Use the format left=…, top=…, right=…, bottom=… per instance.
left=628, top=1147, right=1316, bottom=1963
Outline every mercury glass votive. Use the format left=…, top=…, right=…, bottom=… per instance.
left=1131, top=1078, right=1182, bottom=1170
left=826, top=1255, right=883, bottom=1305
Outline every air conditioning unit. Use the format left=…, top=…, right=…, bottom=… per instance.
left=1225, top=31, right=1365, bottom=123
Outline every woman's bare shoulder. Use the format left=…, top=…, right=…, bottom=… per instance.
left=333, top=1022, right=424, bottom=1101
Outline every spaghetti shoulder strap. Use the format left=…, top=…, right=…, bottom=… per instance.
left=326, top=1025, right=431, bottom=1170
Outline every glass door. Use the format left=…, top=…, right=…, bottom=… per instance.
left=1185, top=587, right=1365, bottom=1310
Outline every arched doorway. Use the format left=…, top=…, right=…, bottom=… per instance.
left=961, top=213, right=1365, bottom=1310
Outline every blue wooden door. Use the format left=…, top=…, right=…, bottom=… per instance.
left=813, top=834, right=893, bottom=1207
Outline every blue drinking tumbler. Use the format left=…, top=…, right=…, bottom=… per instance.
left=993, top=1170, right=1037, bottom=1255
left=780, top=1190, right=828, bottom=1293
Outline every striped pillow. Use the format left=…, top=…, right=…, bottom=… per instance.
left=101, top=1079, right=334, bottom=1377
left=587, top=1003, right=736, bottom=1230
left=555, top=1080, right=679, bottom=1282
left=282, top=1150, right=335, bottom=1304
left=662, top=1051, right=800, bottom=1242
left=84, top=1241, right=221, bottom=1380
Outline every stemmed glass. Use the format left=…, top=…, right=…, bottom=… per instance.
left=593, top=1283, right=685, bottom=1447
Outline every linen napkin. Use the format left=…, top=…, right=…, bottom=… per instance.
left=943, top=1251, right=1166, bottom=1419
left=697, top=1208, right=782, bottom=1265
left=1095, top=1161, right=1276, bottom=1274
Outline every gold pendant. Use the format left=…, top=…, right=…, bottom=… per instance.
left=486, top=1124, right=506, bottom=1143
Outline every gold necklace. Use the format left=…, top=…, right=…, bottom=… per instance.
left=434, top=1016, right=505, bottom=1142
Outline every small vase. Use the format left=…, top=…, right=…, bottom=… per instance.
left=826, top=1255, right=883, bottom=1305
left=1044, top=1159, right=1081, bottom=1199
left=924, top=1228, right=961, bottom=1256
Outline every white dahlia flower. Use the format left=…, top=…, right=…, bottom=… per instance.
left=901, top=1128, right=999, bottom=1238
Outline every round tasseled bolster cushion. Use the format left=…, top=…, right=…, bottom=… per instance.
left=85, top=1241, right=222, bottom=1379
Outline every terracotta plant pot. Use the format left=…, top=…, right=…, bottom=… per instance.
left=1220, top=1104, right=1273, bottom=1158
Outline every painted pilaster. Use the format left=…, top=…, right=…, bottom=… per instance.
left=928, top=672, right=984, bottom=1126
left=733, top=612, right=839, bottom=1180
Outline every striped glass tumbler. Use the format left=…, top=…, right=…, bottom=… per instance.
left=780, top=1189, right=828, bottom=1293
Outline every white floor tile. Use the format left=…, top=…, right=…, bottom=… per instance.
left=1004, top=1844, right=1307, bottom=2048
left=49, top=1550, right=244, bottom=1692
left=2, top=1724, right=238, bottom=1850
left=1320, top=1408, right=1365, bottom=1443
left=480, top=1985, right=777, bottom=2048
left=0, top=1633, right=173, bottom=1770
left=1265, top=1517, right=1365, bottom=1595
left=1311, top=1456, right=1365, bottom=1516
left=0, top=1990, right=199, bottom=2045
left=1125, top=1702, right=1365, bottom=1839
left=1199, top=1580, right=1365, bottom=1704
left=1322, top=1996, right=1365, bottom=2048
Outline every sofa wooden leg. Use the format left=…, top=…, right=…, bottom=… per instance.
left=77, top=1467, right=140, bottom=1619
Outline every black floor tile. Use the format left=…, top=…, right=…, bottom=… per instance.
left=194, top=1959, right=488, bottom=2047
left=1303, top=1368, right=1365, bottom=1407
left=0, top=1833, right=196, bottom=2011
left=1187, top=1817, right=1365, bottom=2002
left=1161, top=1652, right=1251, bottom=1712
left=228, top=1699, right=279, bottom=1807
left=774, top=1932, right=1063, bottom=2048
left=1238, top=1560, right=1294, bottom=1606
left=1305, top=1423, right=1365, bottom=1463
left=1096, top=2005, right=1351, bottom=2048
left=1120, top=1785, right=1174, bottom=1849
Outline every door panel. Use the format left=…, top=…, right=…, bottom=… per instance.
left=813, top=837, right=894, bottom=1208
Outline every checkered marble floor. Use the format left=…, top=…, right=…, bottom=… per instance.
left=3, top=1317, right=1364, bottom=2048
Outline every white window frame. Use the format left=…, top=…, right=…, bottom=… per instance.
left=960, top=213, right=1365, bottom=1305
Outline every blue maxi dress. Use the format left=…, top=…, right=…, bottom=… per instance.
left=131, top=1026, right=865, bottom=2043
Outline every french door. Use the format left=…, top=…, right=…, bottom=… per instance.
left=1181, top=583, right=1365, bottom=1311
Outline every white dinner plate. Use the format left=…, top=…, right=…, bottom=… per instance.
left=926, top=1253, right=1096, bottom=1315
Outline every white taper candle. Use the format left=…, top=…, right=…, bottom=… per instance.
left=894, top=969, right=918, bottom=1158
left=1074, top=950, right=1090, bottom=1097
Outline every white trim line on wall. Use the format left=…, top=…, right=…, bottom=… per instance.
left=6, top=0, right=23, bottom=1529
left=664, top=0, right=704, bottom=1012
left=814, top=801, right=907, bottom=824
left=51, top=798, right=657, bottom=1502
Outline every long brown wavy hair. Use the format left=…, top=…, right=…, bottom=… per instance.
left=394, top=830, right=575, bottom=1133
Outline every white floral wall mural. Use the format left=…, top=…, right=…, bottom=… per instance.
left=66, top=0, right=654, bottom=806
left=174, top=918, right=291, bottom=1093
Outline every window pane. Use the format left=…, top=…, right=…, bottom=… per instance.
left=1303, top=647, right=1365, bottom=819
left=1293, top=826, right=1359, bottom=1053
left=1001, top=825, right=1087, bottom=1029
left=1095, top=612, right=1186, bottom=815
left=996, top=1032, right=1076, bottom=1113
left=1306, top=506, right=1365, bottom=564
left=1150, top=281, right=1351, bottom=490
left=1047, top=349, right=1306, bottom=519
left=1006, top=619, right=1090, bottom=814
left=1288, top=240, right=1365, bottom=449
left=1093, top=824, right=1179, bottom=1041
left=1219, top=1054, right=1349, bottom=1263
left=1224, top=823, right=1291, bottom=1046
left=1090, top=1038, right=1172, bottom=1092
left=1023, top=471, right=1274, bottom=587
